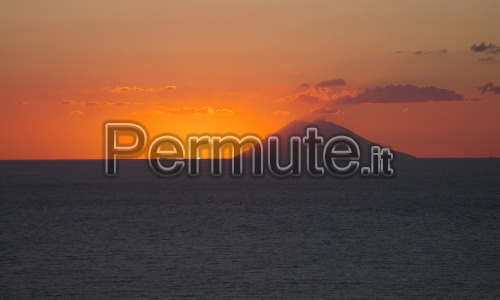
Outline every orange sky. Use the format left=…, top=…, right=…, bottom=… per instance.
left=1, top=0, right=499, bottom=159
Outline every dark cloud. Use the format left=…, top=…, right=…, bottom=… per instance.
left=414, top=50, right=433, bottom=55
left=471, top=42, right=500, bottom=54
left=300, top=83, right=310, bottom=89
left=478, top=82, right=500, bottom=94
left=295, top=94, right=322, bottom=103
left=316, top=79, right=346, bottom=88
left=309, top=107, right=341, bottom=115
left=397, top=49, right=447, bottom=55
left=336, top=84, right=474, bottom=104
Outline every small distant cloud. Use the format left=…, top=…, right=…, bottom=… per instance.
left=83, top=101, right=101, bottom=107
left=478, top=56, right=496, bottom=62
left=309, top=107, right=342, bottom=115
left=270, top=110, right=290, bottom=116
left=14, top=101, right=28, bottom=106
left=396, top=49, right=448, bottom=55
left=278, top=87, right=332, bottom=103
left=414, top=50, right=433, bottom=55
left=478, top=82, right=500, bottom=95
left=112, top=86, right=143, bottom=93
left=69, top=111, right=83, bottom=115
left=59, top=100, right=138, bottom=107
left=316, top=78, right=346, bottom=88
left=279, top=79, right=347, bottom=103
left=147, top=86, right=176, bottom=92
left=59, top=100, right=78, bottom=105
left=152, top=107, right=233, bottom=116
left=110, top=85, right=176, bottom=93
left=402, top=107, right=409, bottom=112
left=214, top=108, right=234, bottom=115
left=335, top=84, right=476, bottom=104
left=470, top=42, right=500, bottom=54
left=288, top=71, right=300, bottom=76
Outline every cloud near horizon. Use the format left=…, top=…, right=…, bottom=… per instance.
left=151, top=107, right=234, bottom=116
left=59, top=100, right=141, bottom=107
left=111, top=85, right=176, bottom=93
left=335, top=84, right=479, bottom=104
left=478, top=82, right=500, bottom=94
left=278, top=86, right=332, bottom=103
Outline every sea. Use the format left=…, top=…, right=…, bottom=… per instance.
left=0, top=159, right=499, bottom=299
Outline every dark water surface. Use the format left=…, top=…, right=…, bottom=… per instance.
left=1, top=159, right=499, bottom=299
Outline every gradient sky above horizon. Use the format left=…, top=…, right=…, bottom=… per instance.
left=1, top=0, right=499, bottom=159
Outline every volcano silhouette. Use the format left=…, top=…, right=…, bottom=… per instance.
left=240, top=119, right=414, bottom=166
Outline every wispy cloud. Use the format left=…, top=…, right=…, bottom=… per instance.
left=478, top=57, right=496, bottom=62
left=270, top=110, right=290, bottom=116
left=478, top=82, right=500, bottom=95
left=471, top=42, right=499, bottom=62
left=69, top=111, right=83, bottom=115
left=414, top=49, right=447, bottom=55
left=296, top=78, right=346, bottom=92
left=414, top=50, right=433, bottom=55
left=316, top=78, right=346, bottom=88
left=396, top=49, right=447, bottom=55
left=278, top=87, right=333, bottom=103
left=335, top=84, right=479, bottom=104
left=111, top=86, right=144, bottom=93
left=110, top=85, right=176, bottom=93
left=59, top=100, right=78, bottom=105
left=14, top=101, right=28, bottom=106
left=471, top=42, right=500, bottom=54
left=151, top=107, right=234, bottom=116
left=59, top=100, right=140, bottom=107
left=309, top=107, right=342, bottom=115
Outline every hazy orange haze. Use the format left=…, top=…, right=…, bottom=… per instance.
left=1, top=0, right=499, bottom=159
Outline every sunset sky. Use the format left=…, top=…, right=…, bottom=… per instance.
left=1, top=0, right=499, bottom=159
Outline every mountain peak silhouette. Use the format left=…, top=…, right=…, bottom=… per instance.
left=242, top=119, right=414, bottom=163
